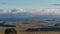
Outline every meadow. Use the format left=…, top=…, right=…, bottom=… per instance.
left=17, top=31, right=60, bottom=34
left=0, top=23, right=60, bottom=34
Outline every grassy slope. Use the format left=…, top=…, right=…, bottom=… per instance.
left=17, top=31, right=60, bottom=34
left=0, top=23, right=59, bottom=34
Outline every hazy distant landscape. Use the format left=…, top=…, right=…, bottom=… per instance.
left=0, top=8, right=60, bottom=34
left=0, top=9, right=60, bottom=24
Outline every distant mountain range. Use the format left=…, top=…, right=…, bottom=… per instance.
left=0, top=8, right=60, bottom=23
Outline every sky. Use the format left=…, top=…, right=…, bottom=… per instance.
left=0, top=0, right=60, bottom=9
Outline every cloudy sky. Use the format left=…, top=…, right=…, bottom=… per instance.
left=0, top=0, right=60, bottom=9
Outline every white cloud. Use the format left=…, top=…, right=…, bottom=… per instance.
left=0, top=8, right=25, bottom=14
left=0, top=8, right=60, bottom=15
left=26, top=8, right=60, bottom=15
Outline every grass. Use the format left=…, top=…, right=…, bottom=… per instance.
left=0, top=23, right=60, bottom=34
left=17, top=31, right=60, bottom=34
left=32, top=31, right=60, bottom=34
left=0, top=32, right=4, bottom=34
left=0, top=31, right=60, bottom=34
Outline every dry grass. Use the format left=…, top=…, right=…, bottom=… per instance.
left=33, top=32, right=60, bottom=34
left=0, top=23, right=59, bottom=34
left=0, top=31, right=60, bottom=34
left=0, top=32, right=4, bottom=34
left=17, top=31, right=60, bottom=34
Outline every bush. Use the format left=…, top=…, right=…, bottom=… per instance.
left=5, top=28, right=17, bottom=34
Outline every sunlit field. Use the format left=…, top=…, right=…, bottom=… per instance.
left=0, top=31, right=60, bottom=34
left=17, top=31, right=60, bottom=34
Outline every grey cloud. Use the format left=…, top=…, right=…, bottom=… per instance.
left=1, top=2, right=7, bottom=5
left=52, top=4, right=60, bottom=6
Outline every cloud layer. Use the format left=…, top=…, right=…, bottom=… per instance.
left=0, top=8, right=60, bottom=15
left=26, top=8, right=60, bottom=15
left=52, top=4, right=60, bottom=6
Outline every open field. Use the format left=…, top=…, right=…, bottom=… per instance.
left=17, top=31, right=60, bottom=34
left=0, top=31, right=60, bottom=34
left=14, top=23, right=60, bottom=34
left=0, top=23, right=59, bottom=34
